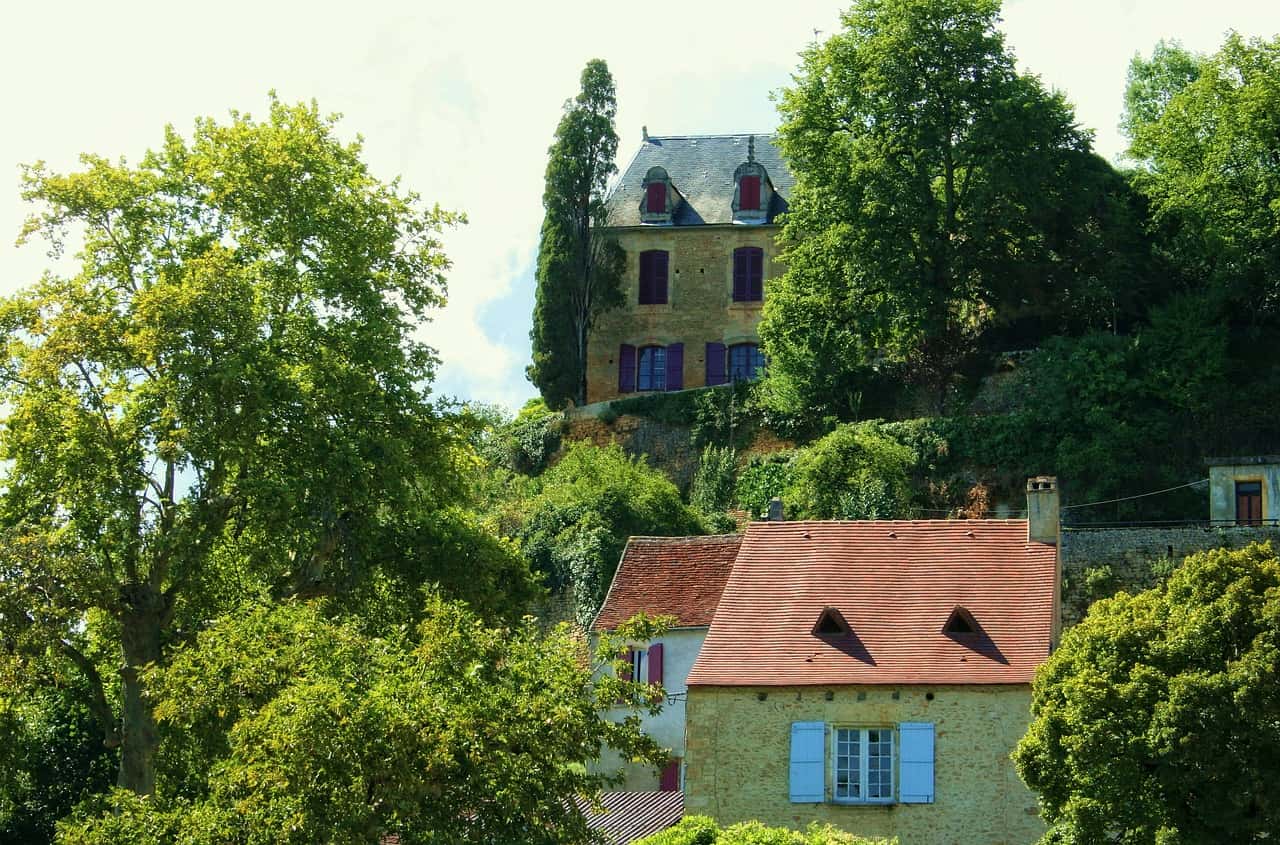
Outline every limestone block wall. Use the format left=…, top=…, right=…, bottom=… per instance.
left=685, top=685, right=1044, bottom=845
left=1060, top=525, right=1280, bottom=626
left=586, top=225, right=781, bottom=404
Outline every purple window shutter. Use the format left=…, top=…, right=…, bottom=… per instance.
left=639, top=252, right=653, bottom=304
left=647, top=182, right=665, bottom=213
left=647, top=642, right=664, bottom=685
left=705, top=342, right=726, bottom=386
left=665, top=344, right=683, bottom=391
left=750, top=248, right=764, bottom=301
left=733, top=249, right=747, bottom=301
left=654, top=251, right=669, bottom=303
left=619, top=648, right=633, bottom=684
left=659, top=760, right=680, bottom=792
left=740, top=175, right=760, bottom=211
left=618, top=344, right=636, bottom=393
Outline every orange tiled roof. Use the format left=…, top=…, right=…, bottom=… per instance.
left=592, top=535, right=742, bottom=631
left=687, top=520, right=1056, bottom=686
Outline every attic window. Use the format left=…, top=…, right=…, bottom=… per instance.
left=646, top=181, right=666, bottom=213
left=813, top=607, right=851, bottom=636
left=641, top=166, right=673, bottom=223
left=944, top=607, right=978, bottom=636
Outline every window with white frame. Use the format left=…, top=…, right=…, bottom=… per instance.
left=833, top=728, right=894, bottom=803
left=788, top=720, right=934, bottom=805
left=630, top=648, right=648, bottom=682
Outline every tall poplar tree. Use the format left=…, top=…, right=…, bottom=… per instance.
left=528, top=59, right=625, bottom=409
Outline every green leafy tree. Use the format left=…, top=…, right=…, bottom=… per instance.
left=519, top=443, right=704, bottom=626
left=528, top=59, right=626, bottom=409
left=784, top=422, right=915, bottom=520
left=0, top=97, right=509, bottom=796
left=1125, top=33, right=1280, bottom=317
left=633, top=815, right=894, bottom=845
left=54, top=597, right=669, bottom=845
left=1015, top=543, right=1280, bottom=844
left=761, top=0, right=1146, bottom=417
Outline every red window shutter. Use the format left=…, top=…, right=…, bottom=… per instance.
left=654, top=251, right=669, bottom=303
left=647, top=182, right=666, bottom=213
left=619, top=648, right=633, bottom=683
left=749, top=248, right=764, bottom=301
left=618, top=344, right=636, bottom=393
left=665, top=345, right=683, bottom=391
left=647, top=642, right=664, bottom=685
left=740, top=175, right=760, bottom=211
left=733, top=249, right=748, bottom=301
left=705, top=342, right=727, bottom=386
left=659, top=759, right=680, bottom=792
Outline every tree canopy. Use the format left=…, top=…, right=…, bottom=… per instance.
left=1015, top=543, right=1280, bottom=844
left=1125, top=33, right=1280, bottom=319
left=528, top=59, right=626, bottom=409
left=0, top=96, right=527, bottom=798
left=54, top=598, right=667, bottom=845
left=759, top=0, right=1148, bottom=417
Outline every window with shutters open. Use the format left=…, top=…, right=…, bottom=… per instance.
left=637, top=346, right=666, bottom=391
left=789, top=720, right=934, bottom=805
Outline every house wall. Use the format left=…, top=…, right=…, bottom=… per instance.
left=596, top=627, right=708, bottom=790
left=585, top=225, right=780, bottom=404
left=685, top=684, right=1044, bottom=845
left=1208, top=462, right=1280, bottom=523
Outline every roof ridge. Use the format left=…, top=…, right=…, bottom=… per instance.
left=644, top=132, right=776, bottom=140
left=627, top=533, right=741, bottom=541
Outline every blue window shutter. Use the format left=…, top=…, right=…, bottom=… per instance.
left=618, top=344, right=636, bottom=393
left=749, top=248, right=764, bottom=301
left=732, top=249, right=747, bottom=301
left=654, top=251, right=669, bottom=303
left=789, top=721, right=825, bottom=803
left=665, top=343, right=683, bottom=391
left=705, top=342, right=726, bottom=386
left=898, top=722, right=935, bottom=803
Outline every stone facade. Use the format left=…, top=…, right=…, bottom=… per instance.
left=685, top=684, right=1044, bottom=845
left=586, top=225, right=780, bottom=403
left=1059, top=525, right=1280, bottom=626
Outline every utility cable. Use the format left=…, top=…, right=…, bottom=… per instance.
left=1061, top=478, right=1209, bottom=511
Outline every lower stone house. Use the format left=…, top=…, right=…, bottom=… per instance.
left=682, top=484, right=1061, bottom=845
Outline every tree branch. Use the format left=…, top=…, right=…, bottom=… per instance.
left=57, top=638, right=121, bottom=749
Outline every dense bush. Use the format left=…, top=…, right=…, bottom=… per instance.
left=634, top=815, right=894, bottom=845
left=784, top=422, right=916, bottom=519
left=517, top=443, right=705, bottom=626
left=689, top=446, right=737, bottom=518
left=735, top=452, right=796, bottom=519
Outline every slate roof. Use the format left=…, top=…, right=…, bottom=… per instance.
left=576, top=792, right=684, bottom=845
left=687, top=520, right=1057, bottom=687
left=605, top=134, right=794, bottom=226
left=592, top=535, right=742, bottom=631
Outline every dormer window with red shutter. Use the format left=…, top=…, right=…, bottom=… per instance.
left=640, top=166, right=674, bottom=224
left=732, top=142, right=772, bottom=223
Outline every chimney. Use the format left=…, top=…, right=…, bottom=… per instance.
left=767, top=497, right=784, bottom=521
left=1027, top=476, right=1062, bottom=649
left=642, top=125, right=649, bottom=142
left=1026, top=476, right=1059, bottom=545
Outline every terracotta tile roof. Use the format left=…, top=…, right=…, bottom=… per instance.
left=593, top=535, right=742, bottom=631
left=687, top=520, right=1057, bottom=686
left=576, top=791, right=684, bottom=844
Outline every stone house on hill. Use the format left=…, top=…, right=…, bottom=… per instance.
left=681, top=483, right=1062, bottom=844
left=586, top=133, right=795, bottom=404
left=591, top=533, right=741, bottom=791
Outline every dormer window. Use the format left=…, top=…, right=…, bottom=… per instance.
left=813, top=606, right=851, bottom=636
left=943, top=606, right=979, bottom=636
left=732, top=158, right=772, bottom=224
left=641, top=166, right=674, bottom=224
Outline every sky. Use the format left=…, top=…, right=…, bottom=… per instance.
left=2, top=1, right=1278, bottom=412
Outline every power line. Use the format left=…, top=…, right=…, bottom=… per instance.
left=1061, top=478, right=1209, bottom=511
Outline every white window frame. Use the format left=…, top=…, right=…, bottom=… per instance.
left=831, top=726, right=895, bottom=804
left=630, top=647, right=648, bottom=682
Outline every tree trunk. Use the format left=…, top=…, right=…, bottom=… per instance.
left=117, top=585, right=164, bottom=794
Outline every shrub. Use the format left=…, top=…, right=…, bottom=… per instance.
left=784, top=422, right=915, bottom=519
left=632, top=815, right=894, bottom=845
left=689, top=446, right=737, bottom=517
left=735, top=452, right=796, bottom=519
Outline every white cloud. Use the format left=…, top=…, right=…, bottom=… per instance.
left=2, top=1, right=1277, bottom=410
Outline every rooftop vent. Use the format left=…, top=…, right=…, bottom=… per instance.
left=812, top=606, right=851, bottom=636
left=943, top=606, right=979, bottom=636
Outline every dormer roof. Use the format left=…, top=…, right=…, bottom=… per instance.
left=687, top=520, right=1057, bottom=686
left=605, top=134, right=794, bottom=226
